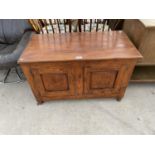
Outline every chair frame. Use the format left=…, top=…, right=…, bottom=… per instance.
left=0, top=67, right=25, bottom=84
left=29, top=19, right=123, bottom=34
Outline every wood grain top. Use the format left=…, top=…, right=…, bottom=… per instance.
left=18, top=31, right=142, bottom=63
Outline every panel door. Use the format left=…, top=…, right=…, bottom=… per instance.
left=30, top=63, right=75, bottom=98
left=83, top=62, right=126, bottom=95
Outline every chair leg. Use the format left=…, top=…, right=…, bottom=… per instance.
left=0, top=67, right=25, bottom=84
left=11, top=67, right=25, bottom=83
left=3, top=68, right=11, bottom=83
left=15, top=67, right=22, bottom=80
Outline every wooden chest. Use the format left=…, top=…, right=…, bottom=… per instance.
left=18, top=31, right=142, bottom=104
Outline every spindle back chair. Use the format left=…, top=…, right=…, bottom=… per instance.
left=29, top=19, right=123, bottom=34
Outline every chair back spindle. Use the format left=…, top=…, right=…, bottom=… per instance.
left=29, top=19, right=123, bottom=34
left=49, top=19, right=54, bottom=33
left=89, top=19, right=92, bottom=32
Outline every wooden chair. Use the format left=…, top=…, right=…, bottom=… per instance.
left=29, top=19, right=123, bottom=34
